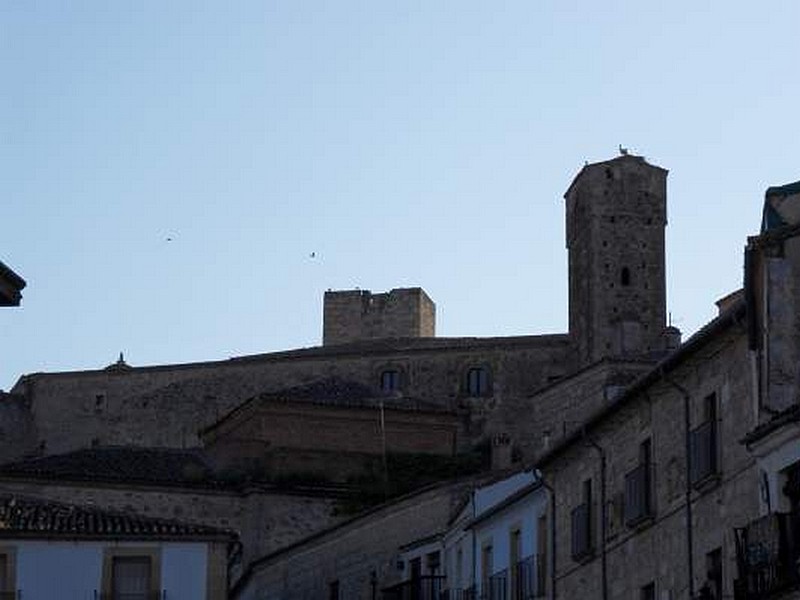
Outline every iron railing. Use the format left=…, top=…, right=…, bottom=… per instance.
left=382, top=576, right=446, bottom=600
left=442, top=589, right=475, bottom=600
left=512, top=555, right=545, bottom=599
left=0, top=592, right=18, bottom=600
left=94, top=593, right=166, bottom=600
left=734, top=510, right=800, bottom=599
left=482, top=568, right=507, bottom=600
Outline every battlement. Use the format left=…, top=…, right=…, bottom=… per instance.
left=323, top=288, right=436, bottom=346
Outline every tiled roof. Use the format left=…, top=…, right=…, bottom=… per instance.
left=0, top=446, right=219, bottom=488
left=0, top=494, right=233, bottom=540
left=742, top=403, right=800, bottom=446
left=201, top=377, right=455, bottom=437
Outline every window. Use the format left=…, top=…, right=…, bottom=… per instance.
left=467, top=367, right=491, bottom=397
left=571, top=479, right=594, bottom=561
left=380, top=369, right=400, bottom=393
left=690, top=393, right=719, bottom=486
left=509, top=528, right=522, bottom=600
left=113, top=556, right=151, bottom=599
left=481, top=542, right=494, bottom=584
left=101, top=548, right=160, bottom=600
left=0, top=548, right=16, bottom=596
left=625, top=438, right=653, bottom=525
left=640, top=582, right=655, bottom=600
left=705, top=548, right=722, bottom=599
left=621, top=267, right=631, bottom=286
left=329, top=580, right=340, bottom=600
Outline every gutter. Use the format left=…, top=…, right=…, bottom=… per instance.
left=662, top=374, right=695, bottom=599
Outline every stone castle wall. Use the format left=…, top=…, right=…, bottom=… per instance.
left=323, top=288, right=436, bottom=345
left=13, top=336, right=574, bottom=458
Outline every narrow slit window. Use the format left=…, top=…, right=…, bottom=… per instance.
left=621, top=267, right=631, bottom=286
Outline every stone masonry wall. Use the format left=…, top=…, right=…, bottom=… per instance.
left=12, top=336, right=574, bottom=458
left=496, top=359, right=653, bottom=463
left=544, top=325, right=759, bottom=600
left=236, top=479, right=476, bottom=600
left=323, top=288, right=436, bottom=345
left=0, top=478, right=343, bottom=567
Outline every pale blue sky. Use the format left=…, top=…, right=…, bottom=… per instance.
left=2, top=2, right=799, bottom=389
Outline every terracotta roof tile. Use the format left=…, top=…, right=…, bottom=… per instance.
left=0, top=494, right=234, bottom=540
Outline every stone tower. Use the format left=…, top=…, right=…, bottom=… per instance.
left=323, top=287, right=436, bottom=345
left=565, top=154, right=667, bottom=366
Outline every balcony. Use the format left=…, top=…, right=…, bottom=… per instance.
left=95, top=593, right=166, bottom=600
left=383, top=576, right=446, bottom=600
left=512, top=555, right=546, bottom=599
left=690, top=420, right=718, bottom=487
left=482, top=568, right=507, bottom=600
left=624, top=462, right=652, bottom=526
left=0, top=592, right=18, bottom=600
left=734, top=511, right=800, bottom=599
left=441, top=587, right=477, bottom=600
left=571, top=502, right=594, bottom=561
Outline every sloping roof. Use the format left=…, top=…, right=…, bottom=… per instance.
left=0, top=494, right=234, bottom=541
left=201, top=377, right=455, bottom=437
left=742, top=403, right=800, bottom=446
left=0, top=446, right=220, bottom=488
left=0, top=260, right=26, bottom=306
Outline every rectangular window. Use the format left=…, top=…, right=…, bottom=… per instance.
left=0, top=549, right=16, bottom=598
left=706, top=547, right=722, bottom=599
left=640, top=582, right=656, bottom=600
left=101, top=548, right=160, bottom=600
left=690, top=393, right=719, bottom=486
left=329, top=580, right=340, bottom=600
left=536, top=514, right=548, bottom=597
left=509, top=528, right=521, bottom=599
left=625, top=438, right=653, bottom=525
left=112, top=556, right=152, bottom=599
left=571, top=479, right=594, bottom=560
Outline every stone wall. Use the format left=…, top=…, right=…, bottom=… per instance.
left=203, top=401, right=460, bottom=482
left=565, top=155, right=668, bottom=366
left=234, top=478, right=477, bottom=600
left=0, top=478, right=343, bottom=567
left=496, top=359, right=653, bottom=462
left=542, top=322, right=759, bottom=599
left=12, top=335, right=574, bottom=458
left=323, top=288, right=436, bottom=345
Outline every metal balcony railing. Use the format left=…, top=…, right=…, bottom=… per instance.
left=482, top=568, right=507, bottom=600
left=94, top=592, right=166, bottom=600
left=734, top=510, right=800, bottom=599
left=513, top=555, right=546, bottom=599
left=382, top=576, right=446, bottom=600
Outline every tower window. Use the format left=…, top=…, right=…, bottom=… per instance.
left=380, top=369, right=401, bottom=393
left=621, top=267, right=631, bottom=286
left=466, top=367, right=491, bottom=397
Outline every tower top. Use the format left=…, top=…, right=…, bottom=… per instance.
left=564, top=154, right=668, bottom=202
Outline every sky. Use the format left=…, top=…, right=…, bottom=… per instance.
left=2, top=2, right=800, bottom=389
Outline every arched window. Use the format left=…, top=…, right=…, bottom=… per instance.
left=466, top=367, right=491, bottom=397
left=621, top=267, right=631, bottom=287
left=380, top=369, right=400, bottom=393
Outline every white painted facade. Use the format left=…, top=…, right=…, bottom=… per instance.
left=397, top=470, right=549, bottom=598
left=4, top=540, right=208, bottom=600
